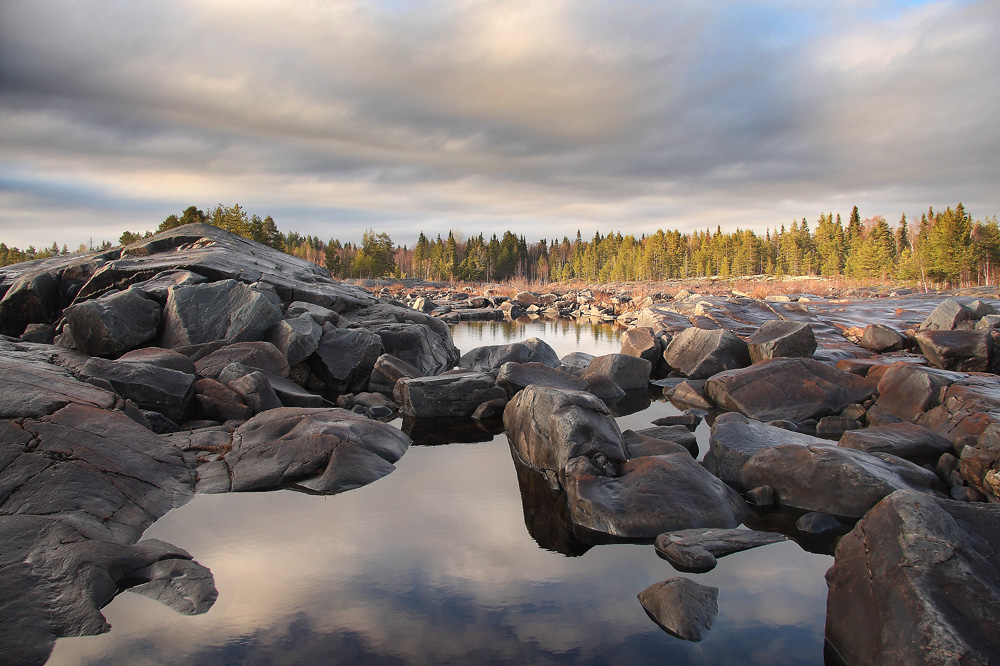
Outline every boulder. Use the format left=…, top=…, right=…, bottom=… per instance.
left=495, top=361, right=588, bottom=398
left=826, top=491, right=1000, bottom=666
left=705, top=412, right=823, bottom=485
left=118, top=347, right=197, bottom=375
left=859, top=323, right=908, bottom=353
left=309, top=328, right=383, bottom=393
left=654, top=528, right=786, bottom=573
left=79, top=357, right=196, bottom=425
left=61, top=287, right=162, bottom=357
left=222, top=407, right=411, bottom=492
left=622, top=430, right=691, bottom=459
left=869, top=362, right=962, bottom=423
left=663, top=327, right=750, bottom=379
left=706, top=357, right=876, bottom=423
left=368, top=321, right=458, bottom=375
left=0, top=270, right=61, bottom=336
left=129, top=269, right=207, bottom=301
left=628, top=425, right=698, bottom=457
left=584, top=353, right=652, bottom=391
left=738, top=443, right=946, bottom=518
left=396, top=372, right=507, bottom=418
left=919, top=298, right=974, bottom=331
left=194, top=341, right=290, bottom=379
left=266, top=313, right=322, bottom=366
left=0, top=346, right=117, bottom=419
left=746, top=320, right=816, bottom=363
left=227, top=371, right=283, bottom=416
left=160, top=279, right=283, bottom=348
left=914, top=329, right=992, bottom=372
left=668, top=380, right=714, bottom=410
left=286, top=300, right=339, bottom=325
left=839, top=422, right=954, bottom=466
left=458, top=337, right=560, bottom=375
left=560, top=351, right=595, bottom=374
left=619, top=327, right=663, bottom=366
left=637, top=578, right=719, bottom=642
left=192, top=378, right=251, bottom=422
left=368, top=353, right=422, bottom=394
left=20, top=323, right=54, bottom=344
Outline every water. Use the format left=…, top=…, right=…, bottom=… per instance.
left=47, top=318, right=833, bottom=666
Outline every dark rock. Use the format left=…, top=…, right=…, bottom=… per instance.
left=935, top=452, right=960, bottom=483
left=396, top=371, right=507, bottom=418
left=663, top=327, right=750, bottom=379
left=839, top=422, right=954, bottom=466
left=472, top=397, right=507, bottom=421
left=19, top=323, right=55, bottom=344
left=949, top=486, right=985, bottom=502
left=622, top=429, right=691, bottom=458
left=496, top=361, right=588, bottom=398
left=62, top=287, right=162, bottom=357
left=651, top=413, right=703, bottom=430
left=141, top=410, right=179, bottom=434
left=227, top=371, right=283, bottom=415
left=79, top=357, right=195, bottom=424
left=222, top=407, right=410, bottom=492
left=192, top=378, right=251, bottom=422
left=859, top=323, right=908, bottom=352
left=0, top=345, right=117, bottom=418
left=0, top=270, right=61, bottom=336
left=118, top=347, right=197, bottom=375
left=458, top=337, right=560, bottom=375
left=919, top=298, right=974, bottom=331
left=560, top=351, right=595, bottom=374
left=869, top=362, right=962, bottom=423
left=637, top=577, right=719, bottom=642
left=585, top=353, right=652, bottom=391
left=126, top=555, right=217, bottom=615
left=745, top=485, right=775, bottom=507
left=706, top=357, right=877, bottom=422
left=582, top=373, right=626, bottom=403
left=266, top=313, right=322, bottom=366
left=746, top=320, right=816, bottom=363
left=738, top=443, right=946, bottom=518
left=368, top=321, right=459, bottom=375
left=815, top=415, right=859, bottom=439
left=629, top=425, right=698, bottom=457
left=668, top=380, right=714, bottom=410
left=129, top=269, right=207, bottom=302
left=194, top=341, right=290, bottom=379
left=795, top=511, right=842, bottom=537
left=914, top=329, right=992, bottom=372
left=368, top=353, right=422, bottom=395
left=160, top=279, right=283, bottom=348
left=286, top=300, right=339, bottom=325
left=826, top=491, right=1000, bottom=666
left=654, top=528, right=786, bottom=573
left=309, top=328, right=383, bottom=393
left=620, top=327, right=664, bottom=366
left=706, top=412, right=821, bottom=484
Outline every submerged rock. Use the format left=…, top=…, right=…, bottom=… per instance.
left=637, top=577, right=719, bottom=642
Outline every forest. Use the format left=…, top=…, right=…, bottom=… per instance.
left=3, top=203, right=998, bottom=290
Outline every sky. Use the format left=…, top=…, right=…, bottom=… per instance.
left=1, top=0, right=998, bottom=251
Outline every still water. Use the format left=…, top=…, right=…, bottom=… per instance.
left=47, top=319, right=832, bottom=666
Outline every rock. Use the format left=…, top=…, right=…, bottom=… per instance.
left=746, top=320, right=817, bottom=363
left=222, top=407, right=410, bottom=492
left=118, top=347, right=197, bottom=375
left=745, top=485, right=775, bottom=507
left=839, top=422, right=954, bottom=466
left=309, top=328, right=383, bottom=393
left=227, top=371, right=283, bottom=415
left=668, top=380, right=714, bottom=410
left=859, top=323, right=908, bottom=352
left=266, top=313, right=322, bottom=366
left=472, top=397, right=507, bottom=421
left=79, top=357, right=195, bottom=424
left=20, top=323, right=55, bottom=344
left=192, top=378, right=251, bottom=422
left=286, top=300, right=339, bottom=325
left=61, top=287, right=162, bottom=357
left=738, top=443, right=946, bottom=518
left=654, top=528, right=786, bottom=573
left=194, top=341, right=290, bottom=380
left=869, top=362, right=962, bottom=423
left=975, top=314, right=1000, bottom=330
left=706, top=357, right=877, bottom=422
left=815, top=415, right=859, bottom=439
left=0, top=270, right=61, bottom=336
left=628, top=425, right=698, bottom=457
left=567, top=453, right=747, bottom=538
left=160, top=279, right=283, bottom=348
left=495, top=361, right=588, bottom=398
left=560, top=351, right=595, bottom=374
left=411, top=296, right=435, bottom=312
left=637, top=578, right=719, bottom=642
left=584, top=353, right=652, bottom=391
left=914, top=329, right=992, bottom=372
left=795, top=511, right=842, bottom=537
left=368, top=322, right=459, bottom=375
left=919, top=298, right=974, bottom=331
left=651, top=413, right=703, bottom=430
left=396, top=372, right=507, bottom=418
left=0, top=345, right=117, bottom=419
left=457, top=337, right=560, bottom=375
left=663, top=327, right=751, bottom=379
left=620, top=327, right=664, bottom=366
left=128, top=269, right=207, bottom=302
left=622, top=430, right=691, bottom=458
left=368, top=353, right=422, bottom=395
left=582, top=374, right=626, bottom=404
left=126, top=555, right=217, bottom=615
left=705, top=412, right=822, bottom=484
left=826, top=491, right=1000, bottom=666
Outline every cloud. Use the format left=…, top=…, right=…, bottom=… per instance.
left=0, top=0, right=997, bottom=250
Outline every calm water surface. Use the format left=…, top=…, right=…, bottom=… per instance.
left=47, top=319, right=832, bottom=666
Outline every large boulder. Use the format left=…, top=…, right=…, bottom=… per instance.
left=160, top=279, right=283, bottom=348
left=368, top=322, right=458, bottom=375
left=266, top=313, right=322, bottom=366
left=61, top=287, right=162, bottom=357
left=193, top=341, right=290, bottom=380
left=839, top=422, right=954, bottom=467
left=395, top=372, right=507, bottom=418
left=309, top=328, right=383, bottom=393
left=869, top=362, right=963, bottom=423
left=0, top=270, right=61, bottom=336
left=859, top=323, right=908, bottom=353
left=826, top=491, right=1000, bottom=666
left=705, top=412, right=823, bottom=485
left=118, top=347, right=197, bottom=375
left=637, top=578, right=719, bottom=642
left=706, top=357, right=877, bottom=422
left=620, top=327, right=665, bottom=367
left=738, top=443, right=946, bottom=518
left=495, top=361, right=588, bottom=398
left=914, top=329, right=992, bottom=372
left=919, top=298, right=974, bottom=331
left=221, top=407, right=410, bottom=493
left=584, top=353, right=652, bottom=391
left=663, top=327, right=750, bottom=379
left=458, top=337, right=560, bottom=375
left=746, top=320, right=816, bottom=363
left=368, top=353, right=421, bottom=395
left=79, top=357, right=195, bottom=425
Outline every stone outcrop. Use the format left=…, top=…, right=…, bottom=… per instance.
left=914, top=329, right=992, bottom=372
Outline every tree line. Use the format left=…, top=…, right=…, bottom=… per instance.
left=3, top=203, right=998, bottom=288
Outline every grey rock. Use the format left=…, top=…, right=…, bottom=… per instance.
left=919, top=298, right=974, bottom=331
left=192, top=378, right=251, bottom=422
left=118, top=347, right=197, bottom=375
left=651, top=413, right=703, bottom=430
left=860, top=323, right=908, bottom=353
left=620, top=327, right=664, bottom=366
left=227, top=371, right=283, bottom=415
left=267, top=313, right=322, bottom=366
left=869, top=362, right=962, bottom=423
left=747, top=320, right=817, bottom=363
left=654, top=528, right=786, bottom=573
left=396, top=371, right=507, bottom=418
left=663, top=327, right=750, bottom=379
left=79, top=357, right=195, bottom=424
left=815, top=415, right=860, bottom=439
left=706, top=412, right=822, bottom=485
left=840, top=422, right=954, bottom=466
left=496, top=361, right=588, bottom=398
left=637, top=577, right=719, bottom=642
left=975, top=314, right=1000, bottom=330
left=585, top=353, right=652, bottom=391
left=629, top=425, right=698, bottom=457
left=795, top=511, right=842, bottom=537
left=160, top=278, right=283, bottom=348
left=129, top=269, right=207, bottom=302
left=369, top=321, right=460, bottom=375
left=745, top=485, right=775, bottom=507
left=914, top=329, right=992, bottom=372
left=194, top=341, right=290, bottom=379
left=0, top=270, right=61, bottom=336
left=458, top=337, right=560, bottom=375
left=286, top=300, right=339, bottom=325
left=668, top=380, right=714, bottom=410
left=20, top=323, right=55, bottom=344
left=583, top=373, right=626, bottom=403
left=560, top=351, right=595, bottom=374
left=0, top=346, right=117, bottom=419
left=622, top=429, right=691, bottom=459
left=368, top=353, right=422, bottom=394
left=309, top=327, right=383, bottom=393
left=62, top=287, right=162, bottom=357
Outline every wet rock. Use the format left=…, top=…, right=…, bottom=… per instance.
left=705, top=412, right=822, bottom=484
left=309, top=327, right=383, bottom=393
left=839, top=422, right=954, bottom=466
left=222, top=407, right=410, bottom=492
left=160, top=279, right=283, bottom=348
left=79, top=357, right=195, bottom=424
left=61, top=287, right=162, bottom=357
left=826, top=491, right=1000, bottom=666
left=496, top=361, right=588, bottom=398
left=396, top=371, right=507, bottom=418
left=868, top=362, right=962, bottom=423
left=663, top=327, right=751, bottom=379
left=747, top=320, right=816, bottom=363
left=0, top=270, right=61, bottom=336
left=706, top=357, right=876, bottom=423
left=738, top=443, right=946, bottom=518
left=654, top=528, right=786, bottom=573
left=126, top=555, right=217, bottom=615
left=795, top=511, right=842, bottom=537
left=585, top=353, right=652, bottom=391
left=266, top=313, right=322, bottom=366
left=637, top=577, right=719, bottom=642
left=919, top=298, right=974, bottom=331
left=193, top=341, right=290, bottom=380
left=457, top=337, right=560, bottom=375
left=914, top=329, right=992, bottom=372
left=859, top=323, right=908, bottom=353
left=368, top=321, right=458, bottom=375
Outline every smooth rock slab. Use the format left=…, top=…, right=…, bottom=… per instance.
left=654, top=528, right=787, bottom=573
left=637, top=577, right=720, bottom=642
left=839, top=422, right=954, bottom=466
left=860, top=323, right=908, bottom=353
left=870, top=362, right=963, bottom=423
left=193, top=341, right=290, bottom=380
left=0, top=347, right=117, bottom=419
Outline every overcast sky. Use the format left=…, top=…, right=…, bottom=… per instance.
left=1, top=0, right=998, bottom=250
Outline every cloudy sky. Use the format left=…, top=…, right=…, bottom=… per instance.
left=1, top=0, right=998, bottom=250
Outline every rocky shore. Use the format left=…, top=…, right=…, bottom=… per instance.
left=1, top=223, right=998, bottom=665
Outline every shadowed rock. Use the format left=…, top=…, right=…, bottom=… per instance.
left=859, top=323, right=908, bottom=352
left=919, top=298, right=974, bottom=331
left=585, top=353, right=652, bottom=391
left=0, top=344, right=117, bottom=418
left=396, top=372, right=507, bottom=418
left=839, top=422, right=954, bottom=466
left=869, top=362, right=963, bottom=423
left=62, top=287, right=162, bottom=357
left=267, top=313, right=322, bottom=366
left=637, top=577, right=719, bottom=642
left=80, top=357, right=195, bottom=424
left=496, top=361, right=588, bottom=398
left=654, top=528, right=786, bottom=573
left=663, top=327, right=750, bottom=379
left=194, top=341, right=290, bottom=380
left=0, top=270, right=61, bottom=336
left=705, top=412, right=823, bottom=484
left=119, top=347, right=197, bottom=375
left=309, top=328, right=383, bottom=393
left=368, top=353, right=421, bottom=395
left=368, top=322, right=458, bottom=375
left=914, top=329, right=992, bottom=372
left=458, top=337, right=560, bottom=375
left=628, top=425, right=698, bottom=457
left=747, top=320, right=816, bottom=363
